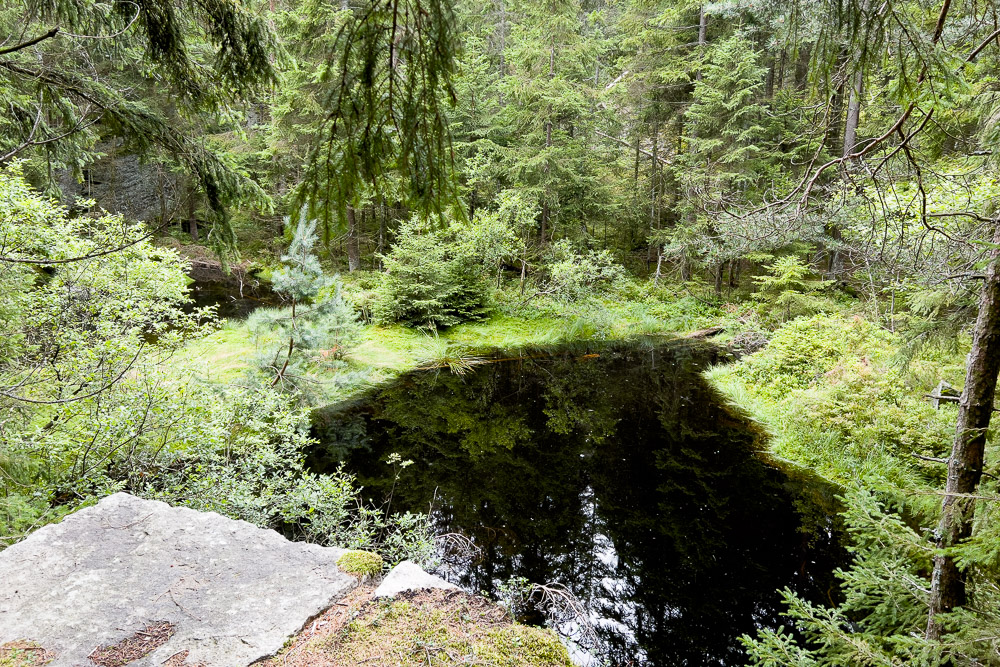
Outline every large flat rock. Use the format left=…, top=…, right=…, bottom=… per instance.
left=0, top=493, right=357, bottom=667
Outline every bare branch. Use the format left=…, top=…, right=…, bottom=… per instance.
left=0, top=27, right=59, bottom=55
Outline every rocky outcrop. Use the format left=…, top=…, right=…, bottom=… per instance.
left=0, top=493, right=357, bottom=667
left=373, top=560, right=459, bottom=598
left=59, top=151, right=179, bottom=222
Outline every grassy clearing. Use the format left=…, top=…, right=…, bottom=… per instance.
left=170, top=285, right=728, bottom=403
left=260, top=587, right=572, bottom=667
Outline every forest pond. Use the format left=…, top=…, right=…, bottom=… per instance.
left=310, top=339, right=845, bottom=666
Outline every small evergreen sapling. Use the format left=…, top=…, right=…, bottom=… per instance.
left=249, top=217, right=361, bottom=389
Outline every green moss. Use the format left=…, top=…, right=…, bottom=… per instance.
left=324, top=594, right=572, bottom=666
left=478, top=626, right=573, bottom=666
left=708, top=314, right=963, bottom=493
left=169, top=280, right=727, bottom=408
left=336, top=550, right=383, bottom=576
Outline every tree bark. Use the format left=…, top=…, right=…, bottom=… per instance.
left=188, top=188, right=199, bottom=243
left=497, top=0, right=507, bottom=105
left=828, top=71, right=862, bottom=279
left=540, top=32, right=555, bottom=247
left=346, top=205, right=361, bottom=273
left=697, top=6, right=706, bottom=83
left=927, top=219, right=1000, bottom=640
left=842, top=70, right=863, bottom=157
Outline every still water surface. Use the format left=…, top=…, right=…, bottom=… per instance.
left=311, top=340, right=844, bottom=666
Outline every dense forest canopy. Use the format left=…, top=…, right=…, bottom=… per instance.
left=5, top=0, right=1000, bottom=664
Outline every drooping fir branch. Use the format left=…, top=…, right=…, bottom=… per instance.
left=0, top=0, right=279, bottom=259
left=296, top=0, right=462, bottom=237
left=23, top=0, right=278, bottom=102
left=0, top=59, right=270, bottom=257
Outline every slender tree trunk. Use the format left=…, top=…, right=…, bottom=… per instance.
left=842, top=70, right=863, bottom=156
left=377, top=203, right=386, bottom=270
left=633, top=129, right=641, bottom=202
left=541, top=34, right=555, bottom=246
left=828, top=70, right=862, bottom=278
left=764, top=53, right=776, bottom=99
left=648, top=125, right=658, bottom=265
left=927, top=220, right=1000, bottom=640
left=697, top=6, right=706, bottom=82
left=346, top=206, right=361, bottom=273
left=497, top=0, right=507, bottom=105
left=188, top=188, right=199, bottom=243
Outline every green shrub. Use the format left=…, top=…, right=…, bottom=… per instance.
left=713, top=314, right=953, bottom=490
left=247, top=219, right=362, bottom=390
left=752, top=255, right=835, bottom=322
left=542, top=240, right=627, bottom=302
left=733, top=315, right=893, bottom=399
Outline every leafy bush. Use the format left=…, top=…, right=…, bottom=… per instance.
left=134, top=381, right=434, bottom=564
left=732, top=315, right=893, bottom=399
left=713, top=314, right=953, bottom=490
left=373, top=217, right=490, bottom=328
left=542, top=240, right=627, bottom=301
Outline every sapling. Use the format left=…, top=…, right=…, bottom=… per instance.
left=249, top=215, right=361, bottom=389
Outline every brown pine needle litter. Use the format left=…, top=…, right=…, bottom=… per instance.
left=89, top=622, right=176, bottom=667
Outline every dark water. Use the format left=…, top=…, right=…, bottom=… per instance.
left=310, top=340, right=844, bottom=666
left=185, top=281, right=280, bottom=319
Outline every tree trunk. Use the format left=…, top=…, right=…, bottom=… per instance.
left=926, top=220, right=1000, bottom=640
left=346, top=206, right=361, bottom=273
left=540, top=34, right=555, bottom=247
left=842, top=70, right=863, bottom=156
left=828, top=70, right=862, bottom=279
left=188, top=189, right=199, bottom=243
left=377, top=203, right=386, bottom=270
left=697, top=6, right=706, bottom=83
left=648, top=125, right=658, bottom=265
left=497, top=0, right=507, bottom=105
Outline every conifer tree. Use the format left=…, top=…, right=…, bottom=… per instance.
left=250, top=216, right=360, bottom=389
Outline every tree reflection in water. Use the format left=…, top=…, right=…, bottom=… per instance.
left=311, top=339, right=844, bottom=666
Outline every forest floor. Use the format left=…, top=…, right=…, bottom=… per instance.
left=257, top=586, right=572, bottom=667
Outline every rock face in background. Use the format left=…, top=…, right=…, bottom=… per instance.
left=59, top=149, right=181, bottom=222
left=0, top=493, right=357, bottom=667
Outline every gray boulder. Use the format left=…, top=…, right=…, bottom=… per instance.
left=0, top=493, right=357, bottom=666
left=373, top=561, right=459, bottom=598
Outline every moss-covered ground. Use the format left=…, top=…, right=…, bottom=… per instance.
left=172, top=283, right=728, bottom=405
left=705, top=314, right=970, bottom=497
left=259, top=587, right=572, bottom=667
left=336, top=550, right=384, bottom=577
